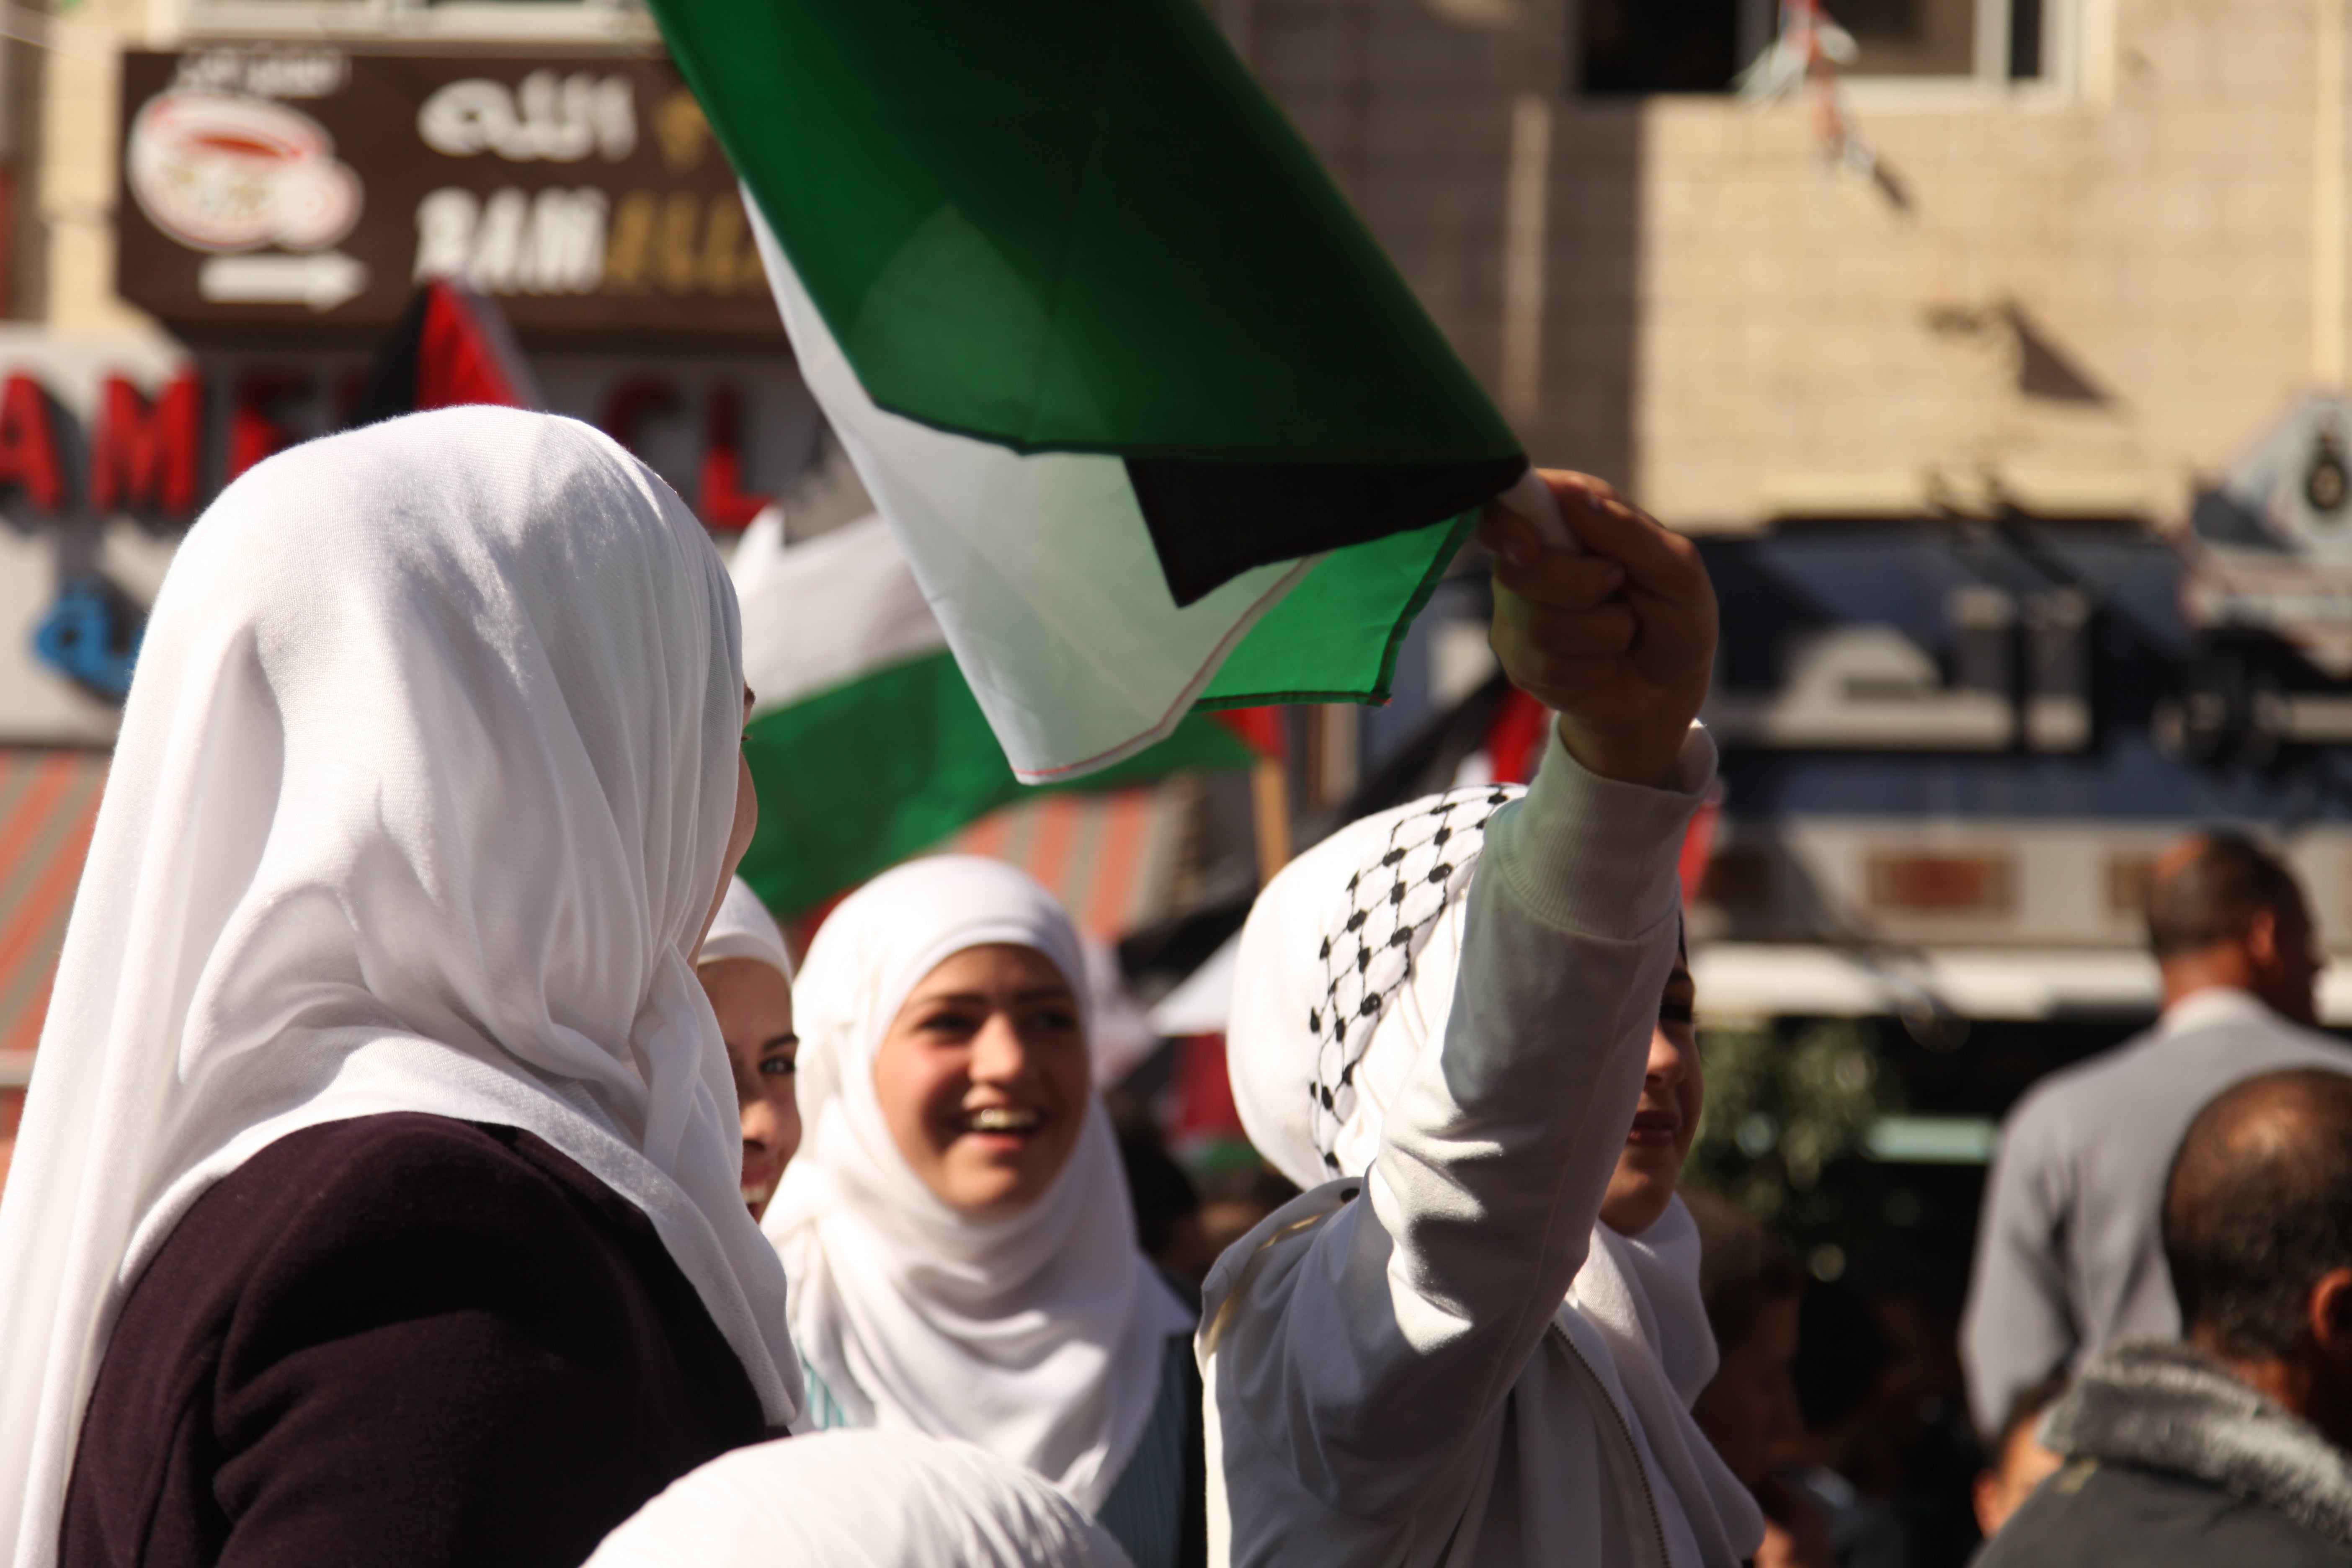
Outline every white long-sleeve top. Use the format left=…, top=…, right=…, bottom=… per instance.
left=1198, top=725, right=1758, bottom=1568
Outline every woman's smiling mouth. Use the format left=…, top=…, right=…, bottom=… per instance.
left=1625, top=1107, right=1679, bottom=1147
left=961, top=1106, right=1044, bottom=1135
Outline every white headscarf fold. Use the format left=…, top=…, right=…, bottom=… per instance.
left=587, top=1429, right=1135, bottom=1568
left=1571, top=1202, right=1768, bottom=1568
left=702, top=876, right=794, bottom=983
left=0, top=407, right=802, bottom=1568
left=1225, top=790, right=1763, bottom=1568
left=764, top=856, right=1190, bottom=1511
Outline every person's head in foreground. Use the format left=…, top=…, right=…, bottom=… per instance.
left=762, top=854, right=1193, bottom=1538
left=2166, top=1068, right=2352, bottom=1444
left=699, top=876, right=800, bottom=1216
left=0, top=408, right=801, bottom=1565
left=1229, top=835, right=1706, bottom=1245
left=586, top=1429, right=1133, bottom=1568
left=1972, top=1370, right=2066, bottom=1540
left=2147, top=830, right=2324, bottom=1026
left=1981, top=1068, right=2352, bottom=1565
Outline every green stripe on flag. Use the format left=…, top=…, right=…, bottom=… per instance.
left=1204, top=511, right=1475, bottom=707
left=650, top=0, right=1515, bottom=469
left=740, top=650, right=1257, bottom=916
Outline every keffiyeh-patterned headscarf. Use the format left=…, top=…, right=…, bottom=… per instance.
left=1301, top=787, right=1522, bottom=1179
left=1231, top=785, right=1522, bottom=1190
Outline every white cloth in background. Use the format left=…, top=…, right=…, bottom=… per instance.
left=763, top=856, right=1191, bottom=1510
left=703, top=876, right=795, bottom=983
left=586, top=1428, right=1135, bottom=1568
left=0, top=407, right=803, bottom=1568
left=1204, top=722, right=1762, bottom=1568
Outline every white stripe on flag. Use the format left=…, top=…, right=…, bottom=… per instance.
left=749, top=199, right=1313, bottom=782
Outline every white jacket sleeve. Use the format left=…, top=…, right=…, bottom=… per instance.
left=1204, top=721, right=1713, bottom=1528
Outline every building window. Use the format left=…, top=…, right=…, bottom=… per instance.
left=1581, top=0, right=1749, bottom=94
left=1581, top=0, right=2062, bottom=94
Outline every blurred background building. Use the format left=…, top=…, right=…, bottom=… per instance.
left=0, top=0, right=2344, bottom=1331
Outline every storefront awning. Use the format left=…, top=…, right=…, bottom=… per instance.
left=949, top=784, right=1185, bottom=943
left=0, top=749, right=107, bottom=1084
left=1691, top=943, right=2352, bottom=1025
left=1692, top=943, right=2171, bottom=1022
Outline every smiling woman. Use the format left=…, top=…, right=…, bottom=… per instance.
left=870, top=943, right=1090, bottom=1222
left=762, top=856, right=1202, bottom=1568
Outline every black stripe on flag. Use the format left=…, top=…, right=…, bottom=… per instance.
left=1124, top=454, right=1529, bottom=607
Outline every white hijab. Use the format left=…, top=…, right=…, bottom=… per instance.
left=586, top=1429, right=1134, bottom=1568
left=702, top=875, right=794, bottom=983
left=0, top=407, right=802, bottom=1568
left=1226, top=789, right=1763, bottom=1567
left=763, top=856, right=1191, bottom=1511
left=1571, top=1204, right=1768, bottom=1568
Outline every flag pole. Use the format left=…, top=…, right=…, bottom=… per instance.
left=1251, top=753, right=1291, bottom=887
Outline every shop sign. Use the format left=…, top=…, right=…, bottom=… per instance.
left=0, top=345, right=819, bottom=743
left=116, top=49, right=784, bottom=340
left=0, top=338, right=186, bottom=743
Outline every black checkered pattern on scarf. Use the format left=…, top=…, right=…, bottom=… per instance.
left=1305, top=784, right=1526, bottom=1176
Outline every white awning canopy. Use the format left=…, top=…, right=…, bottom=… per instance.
left=1138, top=938, right=2352, bottom=1039
left=1697, top=943, right=2352, bottom=1026
left=1691, top=944, right=2162, bottom=1023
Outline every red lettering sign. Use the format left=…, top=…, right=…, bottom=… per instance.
left=90, top=372, right=202, bottom=515
left=0, top=376, right=63, bottom=513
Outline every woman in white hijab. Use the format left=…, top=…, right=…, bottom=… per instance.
left=588, top=1429, right=1134, bottom=1568
left=1199, top=472, right=1761, bottom=1568
left=0, top=407, right=800, bottom=1568
left=763, top=856, right=1198, bottom=1568
left=700, top=877, right=802, bottom=1217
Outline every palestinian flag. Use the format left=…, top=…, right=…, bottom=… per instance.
left=731, top=507, right=1268, bottom=916
left=347, top=278, right=540, bottom=425
left=648, top=0, right=1526, bottom=782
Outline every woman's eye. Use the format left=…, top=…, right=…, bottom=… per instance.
left=759, top=1055, right=796, bottom=1076
left=1659, top=999, right=1694, bottom=1024
left=1033, top=1008, right=1081, bottom=1033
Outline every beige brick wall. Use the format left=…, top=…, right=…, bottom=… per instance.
left=38, top=0, right=158, bottom=337
left=1632, top=0, right=2333, bottom=531
left=1239, top=0, right=2351, bottom=535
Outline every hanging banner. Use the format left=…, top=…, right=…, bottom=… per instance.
left=116, top=48, right=784, bottom=340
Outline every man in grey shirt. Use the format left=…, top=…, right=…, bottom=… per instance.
left=1960, top=831, right=2348, bottom=1439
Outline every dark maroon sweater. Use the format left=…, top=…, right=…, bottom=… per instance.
left=59, top=1112, right=768, bottom=1568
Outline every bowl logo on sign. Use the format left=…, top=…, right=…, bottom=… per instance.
left=126, top=90, right=361, bottom=253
